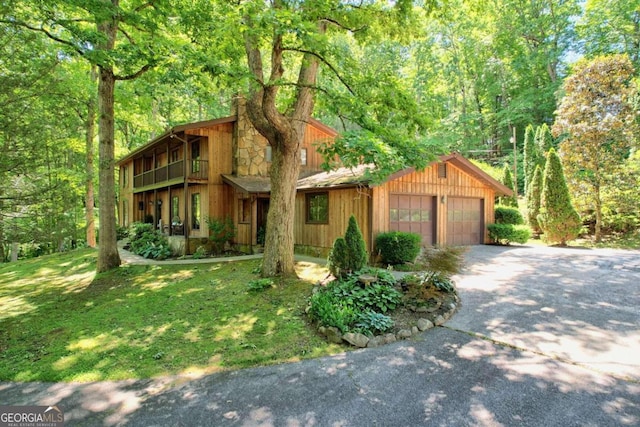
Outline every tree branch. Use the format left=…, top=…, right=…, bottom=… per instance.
left=114, top=63, right=153, bottom=81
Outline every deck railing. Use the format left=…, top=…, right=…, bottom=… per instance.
left=133, top=159, right=208, bottom=189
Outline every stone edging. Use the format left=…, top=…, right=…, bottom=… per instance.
left=316, top=293, right=461, bottom=348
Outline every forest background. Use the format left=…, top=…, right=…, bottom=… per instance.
left=1, top=0, right=639, bottom=262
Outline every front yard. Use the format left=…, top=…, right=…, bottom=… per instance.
left=0, top=249, right=342, bottom=382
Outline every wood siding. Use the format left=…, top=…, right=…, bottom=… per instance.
left=294, top=187, right=371, bottom=257
left=372, top=162, right=496, bottom=246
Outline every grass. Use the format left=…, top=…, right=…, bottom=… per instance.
left=0, top=249, right=342, bottom=383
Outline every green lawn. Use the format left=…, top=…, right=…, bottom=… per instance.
left=0, top=249, right=341, bottom=382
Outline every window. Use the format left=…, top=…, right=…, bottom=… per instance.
left=265, top=146, right=272, bottom=162
left=306, top=192, right=329, bottom=223
left=438, top=162, right=447, bottom=179
left=238, top=198, right=250, bottom=223
left=171, top=196, right=180, bottom=223
left=122, top=166, right=128, bottom=188
left=301, top=148, right=307, bottom=166
left=171, top=149, right=180, bottom=163
left=191, top=193, right=201, bottom=230
left=191, top=141, right=201, bottom=173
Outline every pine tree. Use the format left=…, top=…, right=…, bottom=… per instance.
left=535, top=123, right=554, bottom=156
left=526, top=164, right=543, bottom=235
left=344, top=215, right=368, bottom=272
left=537, top=149, right=581, bottom=246
left=523, top=124, right=539, bottom=196
left=499, top=164, right=518, bottom=207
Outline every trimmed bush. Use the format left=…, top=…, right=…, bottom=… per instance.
left=375, top=231, right=421, bottom=265
left=488, top=223, right=531, bottom=245
left=327, top=215, right=368, bottom=278
left=414, top=245, right=466, bottom=277
left=495, top=205, right=524, bottom=225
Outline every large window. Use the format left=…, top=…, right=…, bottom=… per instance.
left=122, top=200, right=129, bottom=226
left=191, top=193, right=201, bottom=230
left=122, top=166, right=128, bottom=188
left=306, top=192, right=329, bottom=223
left=171, top=196, right=180, bottom=223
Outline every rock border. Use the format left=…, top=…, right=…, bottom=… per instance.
left=316, top=293, right=460, bottom=348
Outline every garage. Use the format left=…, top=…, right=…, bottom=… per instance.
left=446, top=197, right=484, bottom=245
left=389, top=194, right=436, bottom=245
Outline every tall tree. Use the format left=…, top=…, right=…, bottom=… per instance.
left=3, top=0, right=170, bottom=271
left=523, top=124, right=539, bottom=194
left=578, top=0, right=640, bottom=69
left=554, top=54, right=638, bottom=242
left=187, top=1, right=435, bottom=277
left=537, top=148, right=581, bottom=246
left=499, top=163, right=518, bottom=206
left=526, top=164, right=543, bottom=235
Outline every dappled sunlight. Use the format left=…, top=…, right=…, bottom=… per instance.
left=214, top=314, right=258, bottom=341
left=68, top=333, right=121, bottom=352
left=295, top=261, right=329, bottom=283
left=0, top=295, right=37, bottom=320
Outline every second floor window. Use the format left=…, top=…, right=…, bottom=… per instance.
left=191, top=141, right=201, bottom=173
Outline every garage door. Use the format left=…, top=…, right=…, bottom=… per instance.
left=389, top=194, right=435, bottom=245
left=447, top=197, right=483, bottom=245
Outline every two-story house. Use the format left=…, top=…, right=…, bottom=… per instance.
left=117, top=98, right=512, bottom=256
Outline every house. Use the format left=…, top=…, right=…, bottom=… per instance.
left=117, top=99, right=512, bottom=256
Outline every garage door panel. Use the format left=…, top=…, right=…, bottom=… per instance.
left=447, top=197, right=483, bottom=245
left=389, top=194, right=435, bottom=245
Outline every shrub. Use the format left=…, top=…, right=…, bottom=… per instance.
left=488, top=223, right=531, bottom=245
left=354, top=311, right=394, bottom=336
left=415, top=245, right=466, bottom=277
left=424, top=271, right=456, bottom=293
left=308, top=268, right=400, bottom=334
left=116, top=225, right=129, bottom=241
left=327, top=215, right=368, bottom=278
left=494, top=205, right=524, bottom=225
left=128, top=222, right=172, bottom=260
left=207, top=216, right=236, bottom=255
left=375, top=231, right=421, bottom=265
left=192, top=245, right=208, bottom=259
left=537, top=149, right=581, bottom=246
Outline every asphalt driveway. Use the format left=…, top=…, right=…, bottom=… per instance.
left=1, top=245, right=638, bottom=426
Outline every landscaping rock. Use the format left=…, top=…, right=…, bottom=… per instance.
left=318, top=326, right=327, bottom=336
left=343, top=332, right=369, bottom=348
left=367, top=336, right=385, bottom=348
left=417, top=318, right=434, bottom=331
left=397, top=329, right=412, bottom=339
left=434, top=315, right=445, bottom=326
left=325, top=327, right=343, bottom=344
left=383, top=333, right=397, bottom=344
left=411, top=326, right=419, bottom=335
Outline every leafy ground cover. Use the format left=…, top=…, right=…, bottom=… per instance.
left=0, top=249, right=341, bottom=382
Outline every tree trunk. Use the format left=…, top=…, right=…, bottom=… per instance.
left=262, top=136, right=301, bottom=277
left=85, top=68, right=97, bottom=248
left=594, top=184, right=603, bottom=244
left=96, top=66, right=121, bottom=272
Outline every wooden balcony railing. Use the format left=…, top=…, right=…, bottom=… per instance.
left=133, top=159, right=208, bottom=189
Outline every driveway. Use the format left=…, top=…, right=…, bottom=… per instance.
left=1, top=245, right=638, bottom=426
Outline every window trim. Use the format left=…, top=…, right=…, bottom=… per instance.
left=305, top=192, right=329, bottom=224
left=191, top=193, right=201, bottom=230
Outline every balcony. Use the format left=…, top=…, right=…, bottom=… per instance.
left=133, top=159, right=208, bottom=190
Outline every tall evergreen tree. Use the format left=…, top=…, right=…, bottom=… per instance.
left=537, top=149, right=581, bottom=246
left=535, top=123, right=554, bottom=156
left=499, top=164, right=518, bottom=207
left=526, top=164, right=543, bottom=235
left=523, top=124, right=539, bottom=196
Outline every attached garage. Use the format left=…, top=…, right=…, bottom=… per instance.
left=388, top=194, right=436, bottom=245
left=446, top=197, right=484, bottom=245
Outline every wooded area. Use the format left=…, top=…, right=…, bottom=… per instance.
left=1, top=0, right=639, bottom=266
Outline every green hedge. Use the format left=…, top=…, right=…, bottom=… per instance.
left=374, top=231, right=421, bottom=265
left=488, top=223, right=531, bottom=245
left=495, top=205, right=524, bottom=225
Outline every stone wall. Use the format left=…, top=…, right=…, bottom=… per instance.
left=233, top=97, right=270, bottom=177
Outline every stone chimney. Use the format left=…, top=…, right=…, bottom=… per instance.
left=232, top=95, right=270, bottom=177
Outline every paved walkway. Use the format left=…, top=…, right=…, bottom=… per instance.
left=1, top=245, right=638, bottom=426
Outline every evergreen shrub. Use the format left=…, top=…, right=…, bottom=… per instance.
left=375, top=231, right=421, bottom=265
left=488, top=223, right=531, bottom=245
left=495, top=205, right=524, bottom=225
